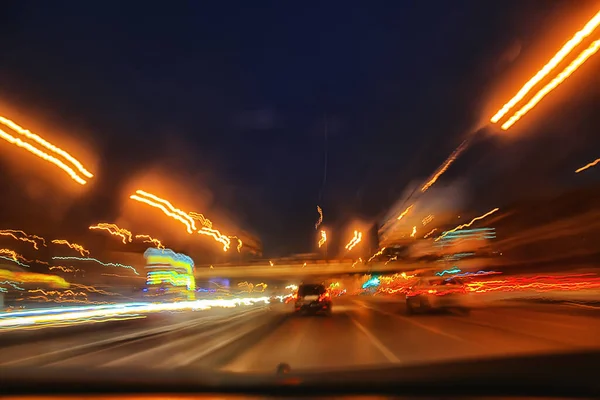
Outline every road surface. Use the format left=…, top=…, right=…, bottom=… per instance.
left=1, top=296, right=599, bottom=373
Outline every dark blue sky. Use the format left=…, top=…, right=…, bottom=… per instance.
left=0, top=1, right=598, bottom=257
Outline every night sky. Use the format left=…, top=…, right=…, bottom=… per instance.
left=0, top=1, right=598, bottom=258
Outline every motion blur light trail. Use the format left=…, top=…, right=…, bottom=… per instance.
left=130, top=190, right=196, bottom=234
left=229, top=236, right=243, bottom=253
left=89, top=223, right=133, bottom=244
left=51, top=240, right=90, bottom=256
left=422, top=214, right=434, bottom=226
left=575, top=157, right=600, bottom=173
left=0, top=127, right=91, bottom=185
left=345, top=230, right=362, bottom=250
left=410, top=226, right=417, bottom=238
left=0, top=249, right=31, bottom=263
left=466, top=274, right=600, bottom=294
left=135, top=234, right=165, bottom=249
left=49, top=266, right=81, bottom=273
left=0, top=268, right=68, bottom=288
left=368, top=247, right=386, bottom=263
left=397, top=205, right=413, bottom=221
left=423, top=228, right=437, bottom=239
left=501, top=39, right=600, bottom=130
left=435, top=208, right=499, bottom=241
left=421, top=139, right=469, bottom=193
left=318, top=230, right=327, bottom=248
left=0, top=255, right=30, bottom=268
left=0, top=116, right=93, bottom=181
left=52, top=256, right=139, bottom=275
left=315, top=205, right=323, bottom=229
left=0, top=229, right=46, bottom=250
left=491, top=10, right=600, bottom=124
left=0, top=297, right=271, bottom=331
left=189, top=212, right=212, bottom=228
left=198, top=227, right=231, bottom=251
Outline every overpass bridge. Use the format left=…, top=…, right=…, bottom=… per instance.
left=192, top=258, right=488, bottom=280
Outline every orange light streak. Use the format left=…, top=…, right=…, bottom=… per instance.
left=345, top=230, right=362, bottom=250
left=318, top=230, right=327, bottom=248
left=198, top=227, right=230, bottom=251
left=0, top=230, right=46, bottom=250
left=423, top=228, right=437, bottom=239
left=130, top=190, right=195, bottom=234
left=0, top=116, right=93, bottom=178
left=436, top=208, right=499, bottom=241
left=0, top=128, right=89, bottom=185
left=89, top=223, right=132, bottom=244
left=491, top=11, right=600, bottom=123
left=397, top=204, right=413, bottom=220
left=410, top=226, right=417, bottom=238
left=315, top=205, right=323, bottom=229
left=0, top=248, right=31, bottom=263
left=575, top=157, right=600, bottom=173
left=51, top=239, right=90, bottom=256
left=134, top=234, right=165, bottom=249
left=421, top=140, right=469, bottom=192
left=422, top=214, right=434, bottom=226
left=502, top=40, right=600, bottom=130
left=368, top=247, right=386, bottom=263
left=228, top=236, right=243, bottom=252
left=189, top=212, right=213, bottom=228
left=49, top=266, right=81, bottom=273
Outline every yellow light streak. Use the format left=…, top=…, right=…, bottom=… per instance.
left=396, top=204, right=413, bottom=220
left=422, top=214, right=434, bottom=226
left=130, top=190, right=195, bottom=234
left=51, top=240, right=90, bottom=256
left=345, top=230, right=362, bottom=250
left=435, top=208, right=499, bottom=241
left=315, top=205, right=323, bottom=229
left=576, top=157, right=600, bottom=173
left=89, top=223, right=132, bottom=244
left=421, top=140, right=469, bottom=192
left=228, top=236, right=243, bottom=252
left=0, top=126, right=91, bottom=185
left=0, top=230, right=46, bottom=250
left=410, top=226, right=417, bottom=238
left=368, top=247, right=386, bottom=263
left=318, top=229, right=327, bottom=248
left=0, top=116, right=93, bottom=178
left=198, top=227, right=231, bottom=251
left=189, top=212, right=212, bottom=228
left=502, top=40, right=600, bottom=130
left=423, top=228, right=437, bottom=239
left=491, top=11, right=600, bottom=123
left=134, top=234, right=165, bottom=249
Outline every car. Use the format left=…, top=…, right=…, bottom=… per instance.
left=294, top=283, right=332, bottom=316
left=405, top=276, right=470, bottom=315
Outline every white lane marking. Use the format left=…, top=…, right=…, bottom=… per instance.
left=53, top=308, right=265, bottom=368
left=0, top=307, right=262, bottom=366
left=349, top=315, right=400, bottom=363
left=168, top=313, right=279, bottom=367
left=355, top=300, right=472, bottom=344
left=105, top=308, right=266, bottom=367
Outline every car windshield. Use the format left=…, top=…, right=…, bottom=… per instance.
left=0, top=1, right=599, bottom=390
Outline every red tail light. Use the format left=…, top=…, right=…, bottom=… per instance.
left=319, top=292, right=330, bottom=302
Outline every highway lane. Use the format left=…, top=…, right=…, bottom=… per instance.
left=1, top=296, right=599, bottom=372
left=224, top=297, right=600, bottom=373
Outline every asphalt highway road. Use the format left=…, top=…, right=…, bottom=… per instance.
left=1, top=296, right=599, bottom=373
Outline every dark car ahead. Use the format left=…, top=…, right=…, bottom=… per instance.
left=294, top=283, right=332, bottom=315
